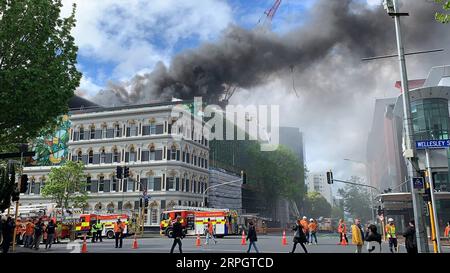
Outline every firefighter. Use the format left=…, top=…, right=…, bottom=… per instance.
left=114, top=218, right=125, bottom=248
left=95, top=220, right=104, bottom=242
left=385, top=218, right=398, bottom=253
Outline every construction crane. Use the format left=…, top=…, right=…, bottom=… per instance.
left=221, top=0, right=283, bottom=105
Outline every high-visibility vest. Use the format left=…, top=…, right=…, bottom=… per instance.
left=386, top=224, right=396, bottom=238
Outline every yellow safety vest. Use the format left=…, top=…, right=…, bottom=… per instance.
left=386, top=224, right=396, bottom=238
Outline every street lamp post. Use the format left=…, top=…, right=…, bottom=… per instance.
left=383, top=0, right=429, bottom=252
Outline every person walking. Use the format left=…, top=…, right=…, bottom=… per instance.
left=246, top=221, right=259, bottom=253
left=113, top=218, right=125, bottom=248
left=170, top=216, right=185, bottom=253
left=24, top=219, right=34, bottom=248
left=95, top=221, right=104, bottom=242
left=31, top=219, right=44, bottom=250
left=300, top=216, right=309, bottom=242
left=444, top=221, right=450, bottom=241
left=2, top=217, right=15, bottom=254
left=385, top=218, right=398, bottom=253
left=204, top=218, right=217, bottom=245
left=351, top=218, right=364, bottom=253
left=291, top=219, right=308, bottom=253
left=308, top=218, right=318, bottom=245
left=365, top=224, right=382, bottom=253
left=403, top=220, right=417, bottom=254
left=337, top=219, right=348, bottom=244
left=45, top=220, right=56, bottom=249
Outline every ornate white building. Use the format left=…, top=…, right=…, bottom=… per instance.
left=21, top=101, right=209, bottom=227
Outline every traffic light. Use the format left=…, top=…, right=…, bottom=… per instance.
left=20, top=174, right=28, bottom=193
left=326, top=171, right=333, bottom=184
left=124, top=167, right=130, bottom=178
left=116, top=166, right=123, bottom=179
left=145, top=198, right=149, bottom=207
left=11, top=186, right=20, bottom=202
left=139, top=198, right=143, bottom=208
left=241, top=170, right=247, bottom=184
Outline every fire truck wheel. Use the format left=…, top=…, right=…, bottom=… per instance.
left=106, top=230, right=115, bottom=239
left=165, top=228, right=173, bottom=238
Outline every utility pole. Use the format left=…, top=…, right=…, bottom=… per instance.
left=383, top=0, right=429, bottom=252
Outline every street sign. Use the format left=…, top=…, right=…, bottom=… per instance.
left=415, top=139, right=450, bottom=149
left=413, top=177, right=424, bottom=189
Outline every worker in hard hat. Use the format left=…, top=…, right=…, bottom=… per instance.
left=308, top=218, right=318, bottom=245
left=300, top=216, right=309, bottom=242
left=385, top=218, right=398, bottom=253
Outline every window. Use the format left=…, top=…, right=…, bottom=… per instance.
left=142, top=125, right=150, bottom=135
left=100, top=149, right=106, bottom=164
left=151, top=208, right=158, bottom=224
left=182, top=152, right=186, bottom=162
left=167, top=177, right=175, bottom=191
left=147, top=177, right=155, bottom=191
left=170, top=149, right=177, bottom=160
left=127, top=125, right=138, bottom=137
left=79, top=127, right=85, bottom=140
left=88, top=150, right=94, bottom=164
left=205, top=159, right=208, bottom=169
left=127, top=178, right=134, bottom=192
left=102, top=127, right=107, bottom=139
left=154, top=178, right=162, bottom=191
left=90, top=127, right=95, bottom=140
left=155, top=124, right=164, bottom=134
left=113, top=149, right=120, bottom=163
left=77, top=151, right=82, bottom=162
left=155, top=150, right=163, bottom=160
left=99, top=176, right=105, bottom=192
left=111, top=177, right=117, bottom=192
left=106, top=128, right=114, bottom=138
left=141, top=151, right=149, bottom=161
left=129, top=148, right=137, bottom=162
left=86, top=177, right=91, bottom=192
left=150, top=124, right=156, bottom=134
left=115, top=124, right=121, bottom=137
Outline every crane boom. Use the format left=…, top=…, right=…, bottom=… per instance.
left=264, top=0, right=282, bottom=22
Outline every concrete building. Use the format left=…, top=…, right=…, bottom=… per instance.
left=367, top=65, right=450, bottom=231
left=207, top=168, right=242, bottom=211
left=21, top=100, right=209, bottom=228
left=306, top=172, right=333, bottom=205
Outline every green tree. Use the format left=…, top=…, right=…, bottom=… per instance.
left=337, top=183, right=372, bottom=223
left=303, top=192, right=332, bottom=219
left=0, top=0, right=82, bottom=151
left=42, top=161, right=87, bottom=210
left=331, top=206, right=344, bottom=220
left=435, top=0, right=450, bottom=23
left=0, top=164, right=15, bottom=212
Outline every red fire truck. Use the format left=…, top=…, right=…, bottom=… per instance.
left=75, top=213, right=130, bottom=239
left=160, top=206, right=238, bottom=237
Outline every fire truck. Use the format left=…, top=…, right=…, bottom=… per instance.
left=160, top=206, right=238, bottom=237
left=75, top=213, right=130, bottom=239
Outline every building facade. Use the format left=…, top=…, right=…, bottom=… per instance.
left=21, top=101, right=210, bottom=228
left=306, top=172, right=332, bottom=205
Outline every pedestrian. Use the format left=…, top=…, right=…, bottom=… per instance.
left=246, top=221, right=259, bottom=253
left=385, top=218, right=398, bottom=253
left=365, top=224, right=382, bottom=253
left=31, top=219, right=44, bottom=250
left=170, top=216, right=185, bottom=253
left=45, top=220, right=56, bottom=249
left=205, top=218, right=217, bottom=245
left=308, top=218, right=318, bottom=245
left=24, top=219, right=34, bottom=248
left=300, top=216, right=309, bottom=242
left=444, top=221, right=450, bottom=241
left=91, top=222, right=97, bottom=243
left=291, top=219, right=308, bottom=253
left=403, top=220, right=417, bottom=254
left=95, top=220, right=104, bottom=242
left=113, top=218, right=125, bottom=248
left=337, top=219, right=348, bottom=244
left=2, top=217, right=15, bottom=254
left=351, top=218, right=364, bottom=253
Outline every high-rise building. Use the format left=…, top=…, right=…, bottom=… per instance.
left=306, top=172, right=333, bottom=205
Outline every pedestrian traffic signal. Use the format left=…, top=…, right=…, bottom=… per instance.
left=326, top=171, right=333, bottom=184
left=116, top=166, right=123, bottom=179
left=20, top=174, right=28, bottom=193
left=124, top=167, right=130, bottom=178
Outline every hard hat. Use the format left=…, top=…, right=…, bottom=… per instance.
left=388, top=218, right=394, bottom=222
left=302, top=216, right=307, bottom=219
left=310, top=218, right=314, bottom=222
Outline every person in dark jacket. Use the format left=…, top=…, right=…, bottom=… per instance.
left=246, top=221, right=259, bottom=253
left=170, top=216, right=185, bottom=253
left=365, top=224, right=382, bottom=253
left=403, top=220, right=417, bottom=254
left=45, top=220, right=56, bottom=249
left=31, top=219, right=44, bottom=250
left=291, top=219, right=308, bottom=253
left=2, top=217, right=15, bottom=254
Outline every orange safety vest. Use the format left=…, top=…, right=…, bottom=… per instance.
left=300, top=220, right=309, bottom=232
left=445, top=226, right=450, bottom=237
left=114, top=222, right=125, bottom=233
left=308, top=222, right=317, bottom=232
left=25, top=223, right=35, bottom=235
left=338, top=223, right=347, bottom=233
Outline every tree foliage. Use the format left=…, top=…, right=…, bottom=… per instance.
left=41, top=160, right=87, bottom=208
left=337, top=183, right=372, bottom=223
left=303, top=191, right=332, bottom=219
left=435, top=0, right=450, bottom=23
left=0, top=163, right=15, bottom=212
left=0, top=0, right=82, bottom=151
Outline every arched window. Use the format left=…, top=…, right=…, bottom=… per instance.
left=79, top=126, right=85, bottom=140
left=115, top=123, right=121, bottom=137
left=77, top=150, right=82, bottom=162
left=90, top=126, right=95, bottom=140
left=129, top=147, right=137, bottom=162
left=88, top=150, right=94, bottom=164
left=113, top=148, right=120, bottom=163
left=100, top=148, right=106, bottom=164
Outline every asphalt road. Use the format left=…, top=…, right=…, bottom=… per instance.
left=12, top=234, right=450, bottom=253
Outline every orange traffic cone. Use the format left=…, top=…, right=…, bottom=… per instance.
left=196, top=233, right=201, bottom=247
left=133, top=234, right=138, bottom=249
left=282, top=230, right=287, bottom=246
left=341, top=234, right=348, bottom=246
left=241, top=230, right=246, bottom=245
left=81, top=234, right=88, bottom=253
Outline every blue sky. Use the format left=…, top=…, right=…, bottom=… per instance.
left=61, top=0, right=319, bottom=97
